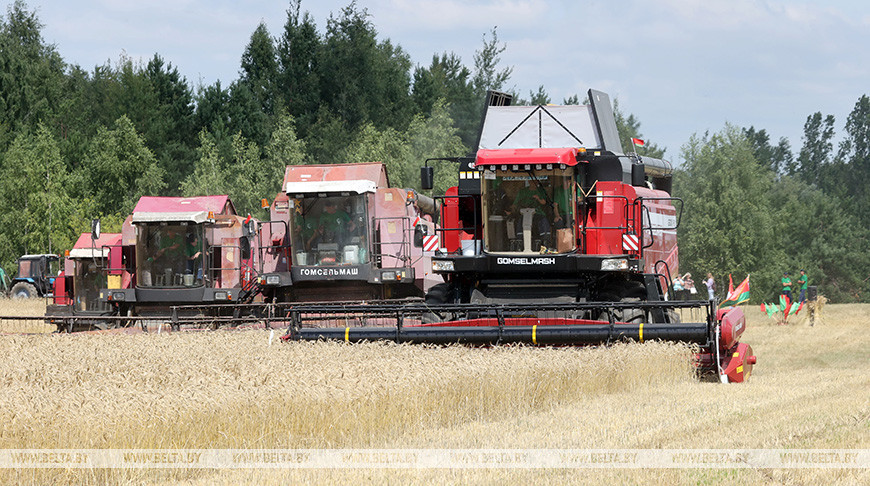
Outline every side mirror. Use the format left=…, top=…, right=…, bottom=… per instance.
left=421, top=166, right=434, bottom=190
left=413, top=224, right=428, bottom=247
left=91, top=219, right=101, bottom=240
left=240, top=236, right=252, bottom=260
left=631, top=163, right=646, bottom=187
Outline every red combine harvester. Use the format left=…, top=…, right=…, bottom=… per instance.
left=257, top=162, right=439, bottom=302
left=282, top=90, right=756, bottom=383
left=97, top=195, right=261, bottom=319
left=46, top=230, right=121, bottom=331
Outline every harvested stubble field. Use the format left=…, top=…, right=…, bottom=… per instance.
left=0, top=299, right=867, bottom=485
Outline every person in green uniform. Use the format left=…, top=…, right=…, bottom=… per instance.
left=552, top=181, right=572, bottom=230
left=797, top=269, right=808, bottom=303
left=154, top=227, right=183, bottom=268
left=781, top=271, right=792, bottom=301
left=317, top=200, right=353, bottom=244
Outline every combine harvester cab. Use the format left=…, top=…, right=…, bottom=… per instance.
left=99, top=195, right=261, bottom=319
left=47, top=232, right=121, bottom=331
left=258, top=163, right=439, bottom=302
left=284, top=89, right=755, bottom=383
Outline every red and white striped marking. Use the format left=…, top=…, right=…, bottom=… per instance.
left=622, top=233, right=639, bottom=252
left=423, top=235, right=439, bottom=252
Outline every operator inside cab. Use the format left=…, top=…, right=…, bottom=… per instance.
left=289, top=196, right=368, bottom=266
left=482, top=167, right=576, bottom=254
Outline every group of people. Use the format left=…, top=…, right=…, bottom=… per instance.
left=672, top=272, right=718, bottom=301
left=671, top=273, right=696, bottom=300
left=781, top=269, right=809, bottom=303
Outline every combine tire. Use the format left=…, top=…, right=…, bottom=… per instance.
left=10, top=282, right=37, bottom=299
left=598, top=282, right=647, bottom=324
left=422, top=283, right=455, bottom=324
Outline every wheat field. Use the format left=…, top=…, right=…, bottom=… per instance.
left=0, top=299, right=867, bottom=484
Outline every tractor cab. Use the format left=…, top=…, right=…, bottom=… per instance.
left=9, top=254, right=59, bottom=298
left=478, top=149, right=579, bottom=254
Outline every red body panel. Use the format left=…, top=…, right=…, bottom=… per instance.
left=133, top=195, right=235, bottom=215
left=440, top=186, right=461, bottom=253
left=476, top=148, right=581, bottom=167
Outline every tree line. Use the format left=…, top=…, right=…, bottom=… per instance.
left=1, top=1, right=868, bottom=302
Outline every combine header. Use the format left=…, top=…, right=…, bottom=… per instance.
left=273, top=89, right=756, bottom=383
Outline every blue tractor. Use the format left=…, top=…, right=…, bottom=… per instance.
left=5, top=254, right=59, bottom=299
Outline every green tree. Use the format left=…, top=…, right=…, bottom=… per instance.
left=472, top=27, right=512, bottom=95
left=276, top=0, right=321, bottom=134
left=304, top=105, right=353, bottom=164
left=0, top=1, right=65, bottom=148
left=767, top=175, right=870, bottom=302
left=345, top=99, right=467, bottom=194
left=795, top=112, right=835, bottom=188
left=0, top=124, right=76, bottom=268
left=265, top=112, right=307, bottom=168
left=836, top=95, right=870, bottom=227
left=240, top=21, right=278, bottom=117
left=527, top=85, right=551, bottom=105
left=744, top=126, right=793, bottom=176
left=675, top=125, right=780, bottom=298
left=180, top=130, right=229, bottom=198
left=317, top=2, right=413, bottom=131
left=78, top=116, right=166, bottom=216
left=612, top=99, right=666, bottom=159
left=412, top=52, right=477, bottom=149
left=142, top=54, right=196, bottom=189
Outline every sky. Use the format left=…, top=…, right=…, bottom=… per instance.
left=21, top=0, right=870, bottom=161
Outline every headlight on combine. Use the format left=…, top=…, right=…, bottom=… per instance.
left=432, top=260, right=455, bottom=272
left=601, top=258, right=629, bottom=271
left=381, top=271, right=397, bottom=281
left=215, top=291, right=229, bottom=301
left=111, top=291, right=126, bottom=301
left=265, top=275, right=280, bottom=285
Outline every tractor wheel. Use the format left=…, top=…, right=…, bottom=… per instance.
left=10, top=282, right=38, bottom=299
left=422, top=283, right=456, bottom=324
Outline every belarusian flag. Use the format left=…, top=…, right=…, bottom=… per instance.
left=631, top=137, right=645, bottom=147
left=760, top=302, right=778, bottom=318
left=719, top=274, right=750, bottom=308
left=785, top=300, right=804, bottom=317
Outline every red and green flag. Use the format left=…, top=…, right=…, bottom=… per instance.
left=631, top=137, right=645, bottom=147
left=719, top=274, right=750, bottom=308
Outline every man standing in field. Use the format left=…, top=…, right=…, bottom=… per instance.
left=781, top=272, right=793, bottom=302
left=797, top=269, right=808, bottom=303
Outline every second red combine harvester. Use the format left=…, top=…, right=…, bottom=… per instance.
left=258, top=162, right=439, bottom=302
left=283, top=89, right=756, bottom=383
